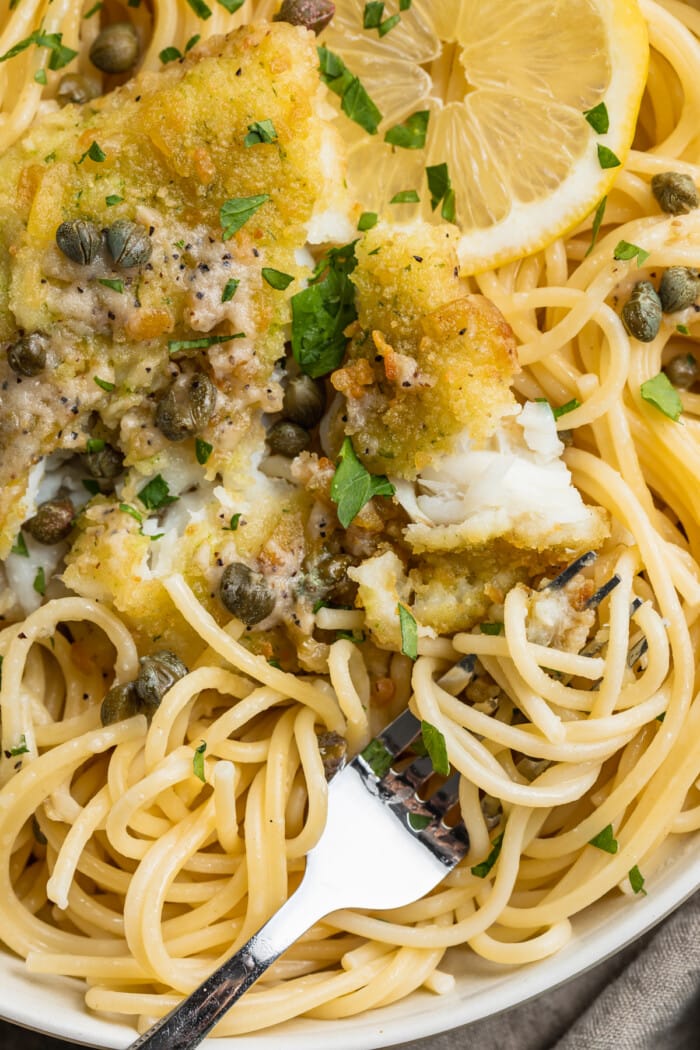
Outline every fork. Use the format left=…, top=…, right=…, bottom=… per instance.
left=129, top=706, right=470, bottom=1050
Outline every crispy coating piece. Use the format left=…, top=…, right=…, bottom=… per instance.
left=333, top=224, right=519, bottom=479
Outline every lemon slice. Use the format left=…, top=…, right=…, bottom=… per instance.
left=320, top=0, right=649, bottom=273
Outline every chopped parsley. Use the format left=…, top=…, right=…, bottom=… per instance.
left=597, top=144, right=621, bottom=169
left=330, top=437, right=395, bottom=528
left=221, top=278, right=240, bottom=302
left=11, top=533, right=29, bottom=557
left=398, top=603, right=418, bottom=660
left=9, top=734, right=29, bottom=757
left=471, top=833, right=505, bottom=878
left=244, top=119, right=278, bottom=147
left=195, top=438, right=213, bottom=465
left=336, top=629, right=365, bottom=644
left=216, top=0, right=245, bottom=10
left=408, top=813, right=431, bottom=831
left=589, top=824, right=619, bottom=854
left=640, top=373, right=683, bottom=421
left=105, top=194, right=123, bottom=206
left=82, top=479, right=100, bottom=496
left=93, top=375, right=115, bottom=392
left=426, top=162, right=456, bottom=222
left=33, top=566, right=46, bottom=596
left=384, top=110, right=430, bottom=150
left=390, top=189, right=420, bottom=204
left=193, top=741, right=207, bottom=782
left=159, top=46, right=182, bottom=64
left=629, top=865, right=647, bottom=895
left=585, top=196, right=607, bottom=257
left=98, top=278, right=124, bottom=293
left=83, top=1, right=103, bottom=16
left=224, top=513, right=242, bottom=531
left=583, top=101, right=610, bottom=134
left=0, top=30, right=77, bottom=71
left=318, top=46, right=382, bottom=135
left=34, top=69, right=47, bottom=85
left=357, top=211, right=378, bottom=231
left=363, top=2, right=384, bottom=28
left=79, top=141, right=106, bottom=164
left=614, top=240, right=649, bottom=267
left=400, top=0, right=412, bottom=8
left=168, top=332, right=245, bottom=355
left=220, top=194, right=269, bottom=240
left=421, top=720, right=449, bottom=776
left=480, top=622, right=504, bottom=636
left=379, top=14, right=401, bottom=35
left=262, top=268, right=294, bottom=290
left=186, top=0, right=212, bottom=18
left=138, top=474, right=178, bottom=510
left=361, top=737, right=393, bottom=777
left=290, top=240, right=358, bottom=378
left=119, top=503, right=143, bottom=524
left=553, top=398, right=581, bottom=419
left=677, top=324, right=690, bottom=335
left=185, top=34, right=201, bottom=51
left=86, top=438, right=105, bottom=453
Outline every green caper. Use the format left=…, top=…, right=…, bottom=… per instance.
left=155, top=372, right=217, bottom=441
left=282, top=374, right=325, bottom=428
left=89, top=22, right=140, bottom=75
left=220, top=562, right=276, bottom=626
left=517, top=757, right=552, bottom=781
left=24, top=498, right=74, bottom=545
left=316, top=730, right=347, bottom=780
left=621, top=281, right=662, bottom=343
left=56, top=219, right=101, bottom=266
left=651, top=172, right=699, bottom=215
left=105, top=219, right=152, bottom=269
left=56, top=73, right=100, bottom=107
left=135, top=650, right=188, bottom=713
left=6, top=332, right=49, bottom=376
left=266, top=420, right=311, bottom=457
left=274, top=0, right=335, bottom=34
left=658, top=267, right=699, bottom=314
left=665, top=353, right=700, bottom=390
left=100, top=681, right=140, bottom=725
left=83, top=442, right=124, bottom=480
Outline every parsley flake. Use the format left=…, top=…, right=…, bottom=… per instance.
left=11, top=533, right=29, bottom=558
left=244, top=119, right=278, bottom=147
left=83, top=1, right=103, bottom=16
left=33, top=566, right=46, bottom=596
left=597, top=144, right=621, bottom=169
left=408, top=813, right=431, bottom=831
left=119, top=503, right=143, bottom=524
left=193, top=741, right=207, bottom=782
left=138, top=475, right=178, bottom=510
left=216, top=0, right=245, bottom=10
left=553, top=398, right=581, bottom=419
left=168, top=332, right=244, bottom=355
left=186, top=0, right=212, bottom=18
left=82, top=479, right=100, bottom=496
left=585, top=196, right=607, bottom=257
left=291, top=241, right=358, bottom=378
left=98, top=278, right=124, bottom=293
left=330, top=437, right=395, bottom=528
left=79, top=141, right=106, bottom=164
left=629, top=865, right=647, bottom=895
left=9, top=734, right=29, bottom=757
left=471, top=833, right=504, bottom=878
left=589, top=824, right=619, bottom=854
left=93, top=375, right=115, bottom=392
left=426, top=162, right=456, bottom=222
left=421, top=721, right=449, bottom=776
left=614, top=240, right=650, bottom=267
left=677, top=324, right=690, bottom=335
left=583, top=101, right=610, bottom=134
left=159, top=46, right=182, bottom=64
left=480, top=622, right=504, bottom=636
left=361, top=737, right=393, bottom=777
left=105, top=194, right=123, bottom=206
left=384, top=110, right=430, bottom=150
left=262, top=268, right=294, bottom=290
left=363, top=2, right=384, bottom=29
left=224, top=513, right=242, bottom=531
left=390, top=189, right=420, bottom=204
left=34, top=69, right=47, bottom=85
left=640, top=373, right=683, bottom=421
left=379, top=13, right=401, bottom=36
left=399, top=0, right=412, bottom=8
left=318, top=47, right=382, bottom=135
left=185, top=34, right=201, bottom=51
left=358, top=211, right=378, bottom=231
left=220, top=195, right=269, bottom=240
left=398, top=603, right=418, bottom=660
left=221, top=278, right=239, bottom=302
left=195, top=438, right=213, bottom=465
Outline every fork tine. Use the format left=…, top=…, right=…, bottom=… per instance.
left=396, top=754, right=435, bottom=792
left=586, top=573, right=621, bottom=608
left=429, top=772, right=461, bottom=817
left=542, top=550, right=596, bottom=590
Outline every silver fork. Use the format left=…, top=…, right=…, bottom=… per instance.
left=129, top=707, right=469, bottom=1050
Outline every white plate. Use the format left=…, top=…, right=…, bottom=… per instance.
left=2, top=830, right=700, bottom=1049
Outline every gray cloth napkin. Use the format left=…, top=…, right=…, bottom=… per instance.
left=1, top=891, right=699, bottom=1049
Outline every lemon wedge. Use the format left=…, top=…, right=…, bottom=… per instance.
left=320, top=0, right=649, bottom=273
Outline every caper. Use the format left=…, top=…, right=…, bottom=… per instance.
left=316, top=730, right=347, bottom=780
left=621, top=281, right=662, bottom=343
left=273, top=0, right=335, bottom=34
left=658, top=267, right=699, bottom=314
left=25, top=498, right=74, bottom=545
left=155, top=372, right=217, bottom=442
left=7, top=332, right=49, bottom=376
left=665, top=353, right=700, bottom=390
left=135, top=650, right=188, bottom=713
left=83, top=442, right=124, bottom=480
left=56, top=73, right=99, bottom=107
left=220, top=562, right=276, bottom=626
left=55, top=219, right=101, bottom=266
left=89, top=22, right=140, bottom=75
left=105, top=219, right=152, bottom=269
left=282, top=374, right=325, bottom=428
left=481, top=794, right=502, bottom=830
left=266, top=420, right=311, bottom=457
left=100, top=681, right=140, bottom=726
left=651, top=172, right=699, bottom=215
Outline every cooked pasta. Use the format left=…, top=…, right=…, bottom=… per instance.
left=1, top=0, right=700, bottom=1040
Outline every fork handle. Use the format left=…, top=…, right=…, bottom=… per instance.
left=128, top=882, right=328, bottom=1050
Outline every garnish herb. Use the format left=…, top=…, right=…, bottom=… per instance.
left=119, top=503, right=143, bottom=524
left=93, top=375, right=115, bottom=392
left=262, top=267, right=294, bottom=290
left=11, top=533, right=29, bottom=557
left=400, top=0, right=412, bottom=8
left=79, top=141, right=106, bottom=164
left=291, top=240, right=358, bottom=378
left=105, top=194, right=123, bottom=206
left=193, top=741, right=207, bottom=781
left=597, top=144, right=621, bottom=169
left=585, top=196, right=607, bottom=257
left=216, top=0, right=245, bottom=11
left=629, top=865, right=647, bottom=895
left=384, top=110, right=430, bottom=150
left=640, top=373, right=683, bottom=421
left=9, top=734, right=29, bottom=757
left=84, top=2, right=103, bottom=16
left=224, top=513, right=242, bottom=531
left=34, top=69, right=47, bottom=85
left=33, top=566, right=46, bottom=596
left=426, top=162, right=456, bottom=222
left=168, top=332, right=245, bottom=355
left=677, top=324, right=690, bottom=335
left=244, top=119, right=278, bottom=147
left=614, top=240, right=650, bottom=267
left=361, top=737, right=393, bottom=777
left=318, top=46, right=382, bottom=135
left=471, top=833, right=505, bottom=878
left=186, top=0, right=212, bottom=19
left=358, top=211, right=378, bottom=231
left=379, top=13, right=401, bottom=35
left=589, top=824, right=619, bottom=854
left=398, top=603, right=418, bottom=660
left=336, top=629, right=365, bottom=643
left=195, top=438, right=213, bottom=465
left=408, top=813, right=431, bottom=831
left=221, top=278, right=240, bottom=302
left=553, top=398, right=581, bottom=419
left=480, top=622, right=504, bottom=636
left=420, top=720, right=450, bottom=776
left=159, top=46, right=182, bottom=64
left=330, top=437, right=395, bottom=527
left=138, top=474, right=178, bottom=510
left=363, top=2, right=384, bottom=29
left=583, top=101, right=609, bottom=134
left=98, top=278, right=124, bottom=293
left=390, top=189, right=420, bottom=204
left=86, top=438, right=105, bottom=453
left=82, top=479, right=100, bottom=495
left=185, top=34, right=201, bottom=51
left=0, top=30, right=77, bottom=71
left=220, top=194, right=269, bottom=240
